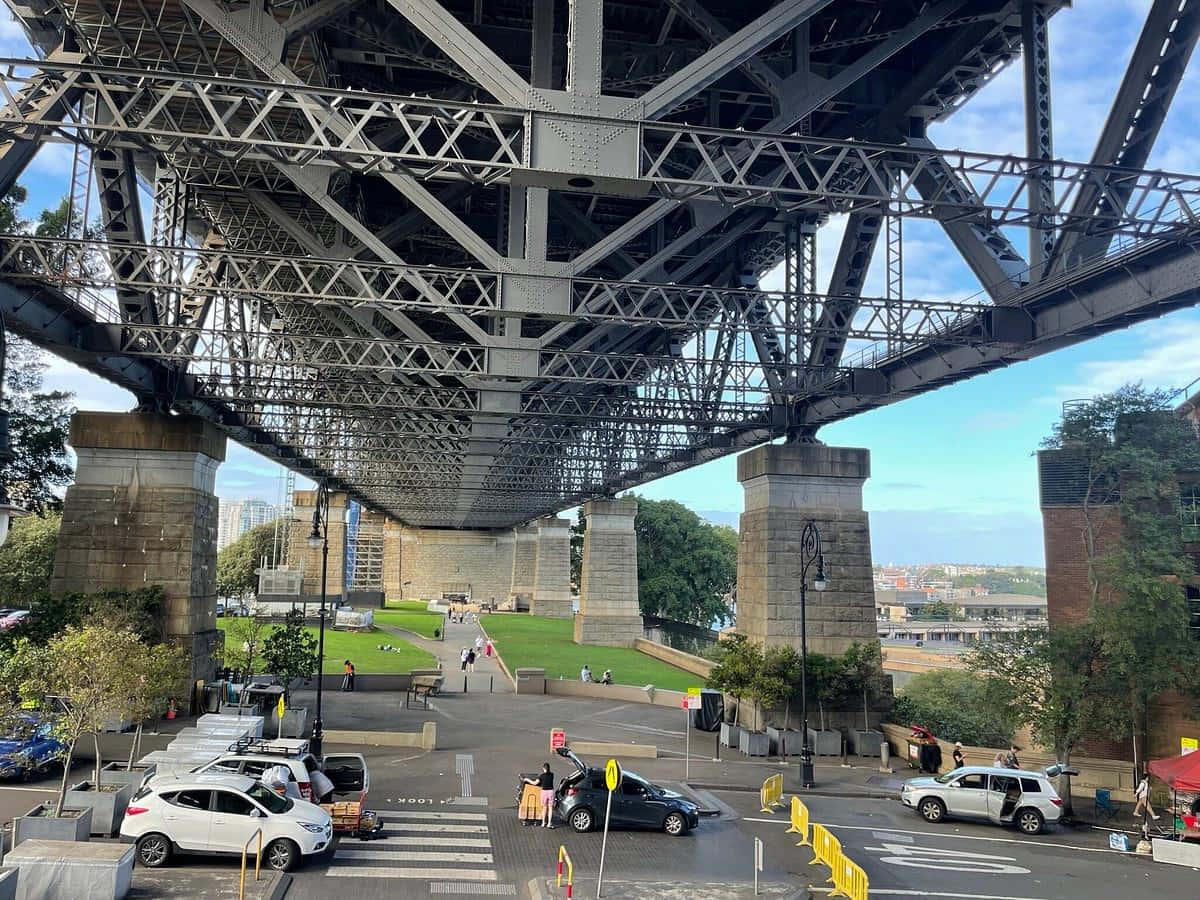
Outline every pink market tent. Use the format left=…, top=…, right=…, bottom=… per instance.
left=1149, top=753, right=1200, bottom=792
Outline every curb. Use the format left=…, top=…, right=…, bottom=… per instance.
left=264, top=872, right=292, bottom=900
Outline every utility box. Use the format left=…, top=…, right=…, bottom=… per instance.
left=515, top=667, right=546, bottom=695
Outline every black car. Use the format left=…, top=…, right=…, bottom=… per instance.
left=542, top=747, right=699, bottom=836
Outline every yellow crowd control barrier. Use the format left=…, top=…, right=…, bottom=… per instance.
left=759, top=773, right=784, bottom=813
left=784, top=795, right=811, bottom=847
left=808, top=823, right=842, bottom=884
left=830, top=852, right=870, bottom=900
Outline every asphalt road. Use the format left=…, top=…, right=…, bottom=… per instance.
left=726, top=789, right=1200, bottom=900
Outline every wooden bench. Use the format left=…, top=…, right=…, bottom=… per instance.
left=406, top=675, right=444, bottom=709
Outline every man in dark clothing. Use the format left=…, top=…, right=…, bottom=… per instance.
left=523, top=763, right=556, bottom=828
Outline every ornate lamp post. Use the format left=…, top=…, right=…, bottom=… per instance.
left=307, top=481, right=330, bottom=757
left=797, top=521, right=827, bottom=789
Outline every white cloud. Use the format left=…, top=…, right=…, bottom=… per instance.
left=1055, top=311, right=1200, bottom=400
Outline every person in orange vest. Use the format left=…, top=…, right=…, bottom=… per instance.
left=341, top=659, right=356, bottom=692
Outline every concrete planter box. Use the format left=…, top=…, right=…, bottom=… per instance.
left=66, top=781, right=132, bottom=837
left=280, top=707, right=308, bottom=738
left=766, top=727, right=803, bottom=756
left=720, top=722, right=742, bottom=749
left=13, top=804, right=92, bottom=846
left=514, top=667, right=546, bottom=695
left=3, top=839, right=133, bottom=899
left=219, top=703, right=259, bottom=716
left=0, top=868, right=16, bottom=900
left=847, top=729, right=886, bottom=757
left=1152, top=837, right=1200, bottom=866
left=100, top=762, right=155, bottom=790
left=808, top=729, right=842, bottom=756
left=739, top=730, right=770, bottom=757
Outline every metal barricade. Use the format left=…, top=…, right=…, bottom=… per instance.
left=556, top=845, right=574, bottom=899
left=808, top=823, right=842, bottom=884
left=784, top=795, right=811, bottom=846
left=759, top=773, right=784, bottom=813
left=238, top=827, right=263, bottom=900
left=830, top=852, right=870, bottom=900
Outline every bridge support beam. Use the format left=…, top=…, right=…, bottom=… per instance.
left=531, top=517, right=572, bottom=619
left=574, top=499, right=642, bottom=646
left=289, top=489, right=349, bottom=604
left=736, top=443, right=876, bottom=655
left=50, top=411, right=226, bottom=685
left=509, top=524, right=538, bottom=610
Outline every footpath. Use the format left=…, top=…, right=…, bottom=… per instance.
left=377, top=610, right=513, bottom=692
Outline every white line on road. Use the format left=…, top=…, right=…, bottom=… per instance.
left=387, top=824, right=490, bottom=834
left=391, top=811, right=488, bottom=821
left=0, top=786, right=58, bottom=793
left=334, top=850, right=494, bottom=864
left=353, top=837, right=492, bottom=848
left=593, top=702, right=636, bottom=718
left=821, top=823, right=1123, bottom=854
left=811, top=889, right=1051, bottom=900
left=326, top=866, right=498, bottom=881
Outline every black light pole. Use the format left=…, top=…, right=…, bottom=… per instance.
left=307, top=481, right=330, bottom=757
left=797, top=521, right=827, bottom=790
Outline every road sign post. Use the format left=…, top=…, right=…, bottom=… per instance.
left=597, top=758, right=621, bottom=898
left=550, top=728, right=566, bottom=752
left=684, top=688, right=701, bottom=780
left=276, top=695, right=285, bottom=739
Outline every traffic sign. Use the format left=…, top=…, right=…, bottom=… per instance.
left=605, top=758, right=622, bottom=792
left=687, top=686, right=702, bottom=696
left=683, top=695, right=701, bottom=709
left=551, top=728, right=566, bottom=750
left=276, top=696, right=285, bottom=719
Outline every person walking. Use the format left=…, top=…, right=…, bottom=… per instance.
left=952, top=742, right=965, bottom=769
left=522, top=763, right=557, bottom=828
left=485, top=639, right=494, bottom=658
left=1133, top=773, right=1160, bottom=820
left=475, top=635, right=484, bottom=653
left=460, top=647, right=469, bottom=671
left=466, top=648, right=477, bottom=672
left=341, top=659, right=355, bottom=692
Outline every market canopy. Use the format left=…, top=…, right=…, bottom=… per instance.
left=1148, top=752, right=1200, bottom=791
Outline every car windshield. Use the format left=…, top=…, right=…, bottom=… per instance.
left=933, top=772, right=959, bottom=784
left=246, top=782, right=292, bottom=814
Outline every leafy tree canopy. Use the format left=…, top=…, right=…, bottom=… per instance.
left=217, top=519, right=284, bottom=599
left=0, top=510, right=59, bottom=606
left=3, top=336, right=74, bottom=514
left=261, top=608, right=319, bottom=702
left=891, top=669, right=1018, bottom=748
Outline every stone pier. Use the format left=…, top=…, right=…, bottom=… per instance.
left=509, top=524, right=538, bottom=610
left=531, top=517, right=572, bottom=618
left=736, top=443, right=876, bottom=656
left=288, top=489, right=348, bottom=602
left=51, top=411, right=226, bottom=684
left=574, top=499, right=642, bottom=646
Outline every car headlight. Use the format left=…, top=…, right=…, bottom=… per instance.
left=299, top=822, right=327, bottom=834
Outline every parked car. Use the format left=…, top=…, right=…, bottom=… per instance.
left=900, top=764, right=1077, bottom=835
left=0, top=609, right=31, bottom=632
left=0, top=717, right=66, bottom=780
left=121, top=773, right=332, bottom=871
left=536, top=747, right=699, bottom=836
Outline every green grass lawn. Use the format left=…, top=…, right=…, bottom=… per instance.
left=374, top=607, right=444, bottom=639
left=482, top=614, right=702, bottom=692
left=216, top=619, right=434, bottom=673
left=383, top=600, right=433, bottom=611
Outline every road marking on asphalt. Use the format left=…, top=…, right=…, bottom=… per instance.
left=326, top=867, right=498, bottom=881
left=455, top=754, right=474, bottom=797
left=334, top=850, right=494, bottom=864
left=607, top=722, right=684, bottom=738
left=811, top=889, right=1051, bottom=900
left=863, top=842, right=1031, bottom=874
left=364, top=837, right=493, bottom=848
left=593, top=702, right=636, bottom=717
left=388, top=823, right=490, bottom=833
left=388, top=811, right=487, bottom=821
left=0, top=786, right=58, bottom=793
left=823, top=822, right=1124, bottom=854
left=871, top=831, right=914, bottom=843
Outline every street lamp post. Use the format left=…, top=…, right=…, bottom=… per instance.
left=307, top=481, right=331, bottom=757
left=797, top=521, right=827, bottom=790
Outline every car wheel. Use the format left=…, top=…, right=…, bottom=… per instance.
left=265, top=838, right=300, bottom=872
left=136, top=833, right=172, bottom=868
left=1016, top=808, right=1044, bottom=835
left=569, top=808, right=594, bottom=833
left=663, top=812, right=688, bottom=836
left=918, top=797, right=946, bottom=824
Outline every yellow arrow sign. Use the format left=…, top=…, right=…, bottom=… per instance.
left=605, top=758, right=622, bottom=792
left=277, top=696, right=285, bottom=719
left=687, top=686, right=702, bottom=696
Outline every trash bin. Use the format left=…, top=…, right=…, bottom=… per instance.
left=907, top=740, right=922, bottom=769
left=202, top=684, right=222, bottom=713
left=691, top=689, right=724, bottom=732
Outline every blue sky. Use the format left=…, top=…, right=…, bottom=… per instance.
left=10, top=1, right=1200, bottom=565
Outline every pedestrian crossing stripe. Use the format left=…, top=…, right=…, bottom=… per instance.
left=362, top=836, right=492, bottom=848
left=389, top=811, right=487, bottom=821
left=333, top=850, right=494, bottom=864
left=325, top=808, right=498, bottom=881
left=326, top=867, right=498, bottom=881
left=388, top=822, right=489, bottom=833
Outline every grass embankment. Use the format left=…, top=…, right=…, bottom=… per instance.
left=482, top=614, right=701, bottom=692
left=374, top=606, right=444, bottom=639
left=216, top=619, right=435, bottom=674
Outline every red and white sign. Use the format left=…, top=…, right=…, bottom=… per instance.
left=551, top=728, right=566, bottom=750
left=683, top=695, right=702, bottom=710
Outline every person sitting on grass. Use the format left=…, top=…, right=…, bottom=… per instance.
left=581, top=664, right=592, bottom=683
left=601, top=669, right=612, bottom=685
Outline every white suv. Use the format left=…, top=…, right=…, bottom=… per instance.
left=146, top=740, right=322, bottom=802
left=901, top=765, right=1077, bottom=835
left=121, top=773, right=332, bottom=871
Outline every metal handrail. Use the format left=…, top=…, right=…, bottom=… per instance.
left=238, top=827, right=263, bottom=900
left=556, top=845, right=574, bottom=899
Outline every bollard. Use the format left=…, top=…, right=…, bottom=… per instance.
left=880, top=741, right=893, bottom=773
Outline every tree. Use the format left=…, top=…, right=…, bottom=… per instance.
left=5, top=625, right=156, bottom=815
left=0, top=185, right=27, bottom=232
left=220, top=613, right=270, bottom=681
left=707, top=634, right=762, bottom=725
left=916, top=599, right=957, bottom=621
left=969, top=626, right=1103, bottom=815
left=627, top=494, right=737, bottom=627
left=2, top=336, right=73, bottom=514
left=839, top=642, right=891, bottom=731
left=1041, top=383, right=1200, bottom=767
left=0, top=510, right=59, bottom=606
left=891, top=669, right=1018, bottom=748
left=261, top=609, right=318, bottom=703
left=217, top=520, right=284, bottom=600
left=121, top=641, right=190, bottom=769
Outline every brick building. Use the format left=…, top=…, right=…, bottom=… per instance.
left=1038, top=390, right=1200, bottom=760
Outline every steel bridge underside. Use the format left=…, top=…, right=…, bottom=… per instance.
left=0, top=0, right=1198, bottom=528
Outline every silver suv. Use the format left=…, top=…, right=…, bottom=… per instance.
left=901, top=764, right=1076, bottom=835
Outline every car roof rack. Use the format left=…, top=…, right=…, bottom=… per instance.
left=226, top=737, right=310, bottom=756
